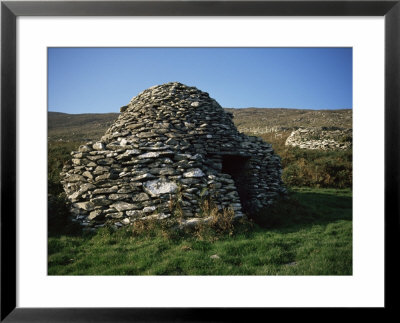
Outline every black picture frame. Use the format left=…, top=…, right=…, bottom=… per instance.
left=1, top=0, right=399, bottom=321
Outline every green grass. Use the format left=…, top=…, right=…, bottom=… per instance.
left=48, top=187, right=352, bottom=275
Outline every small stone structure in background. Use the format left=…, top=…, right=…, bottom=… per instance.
left=60, top=82, right=286, bottom=229
left=285, top=127, right=352, bottom=150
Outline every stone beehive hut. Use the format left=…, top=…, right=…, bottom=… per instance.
left=60, top=82, right=286, bottom=228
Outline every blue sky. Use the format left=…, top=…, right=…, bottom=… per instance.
left=48, top=47, right=352, bottom=114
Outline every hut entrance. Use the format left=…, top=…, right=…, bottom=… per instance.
left=221, top=155, right=251, bottom=213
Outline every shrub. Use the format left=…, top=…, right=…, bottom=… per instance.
left=48, top=141, right=82, bottom=195
left=48, top=192, right=81, bottom=236
left=259, top=133, right=352, bottom=189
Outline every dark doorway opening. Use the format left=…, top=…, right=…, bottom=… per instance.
left=221, top=155, right=252, bottom=214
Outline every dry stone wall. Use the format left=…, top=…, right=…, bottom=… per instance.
left=285, top=127, right=352, bottom=150
left=60, top=82, right=286, bottom=229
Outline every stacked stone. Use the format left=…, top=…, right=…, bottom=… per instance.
left=285, top=127, right=352, bottom=150
left=60, top=82, right=286, bottom=229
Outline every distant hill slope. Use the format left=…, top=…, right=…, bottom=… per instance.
left=48, top=108, right=352, bottom=142
left=48, top=112, right=119, bottom=141
left=225, top=108, right=352, bottom=134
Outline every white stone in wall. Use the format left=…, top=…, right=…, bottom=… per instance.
left=110, top=201, right=138, bottom=211
left=183, top=168, right=205, bottom=178
left=138, top=152, right=160, bottom=159
left=92, top=142, right=105, bottom=150
left=143, top=178, right=178, bottom=197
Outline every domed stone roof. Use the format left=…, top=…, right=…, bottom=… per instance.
left=60, top=82, right=286, bottom=229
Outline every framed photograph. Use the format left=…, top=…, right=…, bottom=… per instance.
left=1, top=0, right=398, bottom=321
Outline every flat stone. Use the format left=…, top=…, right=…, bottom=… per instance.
left=131, top=173, right=155, bottom=182
left=137, top=132, right=158, bottom=138
left=132, top=192, right=150, bottom=202
left=159, top=168, right=176, bottom=176
left=125, top=149, right=141, bottom=155
left=80, top=183, right=95, bottom=193
left=82, top=171, right=93, bottom=179
left=118, top=171, right=132, bottom=177
left=91, top=196, right=112, bottom=206
left=66, top=174, right=86, bottom=182
left=93, top=167, right=110, bottom=176
left=138, top=152, right=160, bottom=159
left=96, top=158, right=114, bottom=165
left=157, top=150, right=174, bottom=157
left=75, top=201, right=95, bottom=211
left=109, top=194, right=130, bottom=200
left=95, top=173, right=110, bottom=181
left=183, top=168, right=205, bottom=178
left=126, top=123, right=145, bottom=130
left=107, top=212, right=124, bottom=219
left=117, top=187, right=134, bottom=194
left=180, top=178, right=199, bottom=185
left=93, top=142, right=105, bottom=150
left=88, top=209, right=103, bottom=220
left=116, top=149, right=141, bottom=160
left=143, top=178, right=178, bottom=197
left=142, top=206, right=156, bottom=213
left=72, top=159, right=82, bottom=166
left=120, top=139, right=129, bottom=146
left=174, top=153, right=193, bottom=161
left=93, top=186, right=118, bottom=194
left=126, top=210, right=142, bottom=218
left=110, top=201, right=138, bottom=211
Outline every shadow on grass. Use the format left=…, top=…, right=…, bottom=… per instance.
left=48, top=193, right=94, bottom=238
left=248, top=188, right=352, bottom=233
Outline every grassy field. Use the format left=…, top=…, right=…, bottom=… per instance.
left=48, top=187, right=352, bottom=275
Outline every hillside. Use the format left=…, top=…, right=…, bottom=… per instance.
left=48, top=112, right=119, bottom=141
left=48, top=108, right=352, bottom=142
left=225, top=108, right=352, bottom=134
